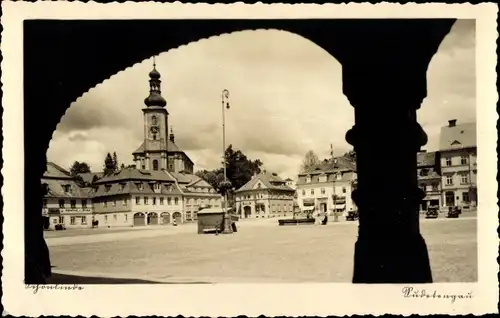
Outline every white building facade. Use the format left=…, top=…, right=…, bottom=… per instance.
left=439, top=119, right=477, bottom=209
left=295, top=157, right=357, bottom=217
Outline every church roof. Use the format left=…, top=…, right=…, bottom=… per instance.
left=132, top=139, right=186, bottom=155
left=95, top=168, right=176, bottom=184
left=439, top=121, right=476, bottom=151
left=236, top=171, right=295, bottom=193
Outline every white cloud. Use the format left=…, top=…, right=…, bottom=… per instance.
left=48, top=21, right=476, bottom=178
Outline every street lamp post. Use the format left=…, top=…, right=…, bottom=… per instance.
left=221, top=89, right=232, bottom=234
left=331, top=144, right=339, bottom=222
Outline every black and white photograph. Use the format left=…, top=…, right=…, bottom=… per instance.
left=1, top=2, right=498, bottom=317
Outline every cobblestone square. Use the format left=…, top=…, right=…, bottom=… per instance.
left=48, top=216, right=477, bottom=284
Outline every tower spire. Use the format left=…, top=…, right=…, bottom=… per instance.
left=144, top=57, right=167, bottom=107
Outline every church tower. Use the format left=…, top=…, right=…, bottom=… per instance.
left=132, top=58, right=169, bottom=171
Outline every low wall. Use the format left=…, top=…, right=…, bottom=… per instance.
left=278, top=218, right=315, bottom=226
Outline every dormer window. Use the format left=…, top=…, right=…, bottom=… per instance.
left=306, top=175, right=311, bottom=183
left=319, top=174, right=327, bottom=183
left=63, top=185, right=71, bottom=193
left=105, top=185, right=111, bottom=192
left=120, top=183, right=126, bottom=191
left=136, top=183, right=144, bottom=191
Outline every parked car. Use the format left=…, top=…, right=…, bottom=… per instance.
left=425, top=205, right=439, bottom=219
left=346, top=210, right=358, bottom=221
left=447, top=206, right=461, bottom=218
left=54, top=223, right=66, bottom=231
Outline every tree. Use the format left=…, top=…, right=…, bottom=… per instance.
left=112, top=152, right=119, bottom=172
left=195, top=145, right=263, bottom=195
left=343, top=150, right=356, bottom=162
left=103, top=153, right=115, bottom=176
left=69, top=161, right=91, bottom=176
left=224, top=145, right=263, bottom=191
left=120, top=163, right=126, bottom=170
left=300, top=150, right=320, bottom=172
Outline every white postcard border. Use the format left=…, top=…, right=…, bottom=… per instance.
left=1, top=2, right=498, bottom=316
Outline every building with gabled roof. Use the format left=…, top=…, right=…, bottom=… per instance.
left=42, top=162, right=93, bottom=229
left=234, top=170, right=295, bottom=219
left=439, top=119, right=477, bottom=209
left=295, top=156, right=357, bottom=218
left=417, top=151, right=442, bottom=211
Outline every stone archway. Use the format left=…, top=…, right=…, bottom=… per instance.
left=133, top=212, right=145, bottom=226
left=148, top=212, right=159, bottom=225
left=24, top=18, right=456, bottom=284
left=161, top=212, right=170, bottom=225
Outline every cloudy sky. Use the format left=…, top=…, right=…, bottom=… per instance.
left=48, top=19, right=475, bottom=179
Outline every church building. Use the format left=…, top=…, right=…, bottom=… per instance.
left=132, top=62, right=194, bottom=173
left=44, top=61, right=222, bottom=229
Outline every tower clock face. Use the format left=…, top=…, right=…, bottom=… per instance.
left=150, top=126, right=159, bottom=134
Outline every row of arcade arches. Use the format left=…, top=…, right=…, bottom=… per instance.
left=133, top=212, right=182, bottom=226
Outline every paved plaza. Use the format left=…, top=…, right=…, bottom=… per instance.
left=47, top=215, right=477, bottom=284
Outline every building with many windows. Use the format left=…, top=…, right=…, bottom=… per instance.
left=295, top=157, right=357, bottom=217
left=91, top=169, right=220, bottom=226
left=41, top=162, right=93, bottom=229
left=234, top=170, right=295, bottom=219
left=439, top=119, right=477, bottom=209
left=417, top=150, right=442, bottom=211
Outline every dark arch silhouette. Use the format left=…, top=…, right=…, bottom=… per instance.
left=24, top=19, right=455, bottom=284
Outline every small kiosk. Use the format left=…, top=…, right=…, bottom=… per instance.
left=197, top=207, right=238, bottom=234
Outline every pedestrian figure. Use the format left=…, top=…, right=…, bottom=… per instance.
left=322, top=215, right=328, bottom=225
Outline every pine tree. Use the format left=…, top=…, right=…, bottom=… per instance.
left=112, top=152, right=119, bottom=172
left=103, top=153, right=115, bottom=176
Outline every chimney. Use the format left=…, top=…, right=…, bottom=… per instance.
left=448, top=119, right=457, bottom=127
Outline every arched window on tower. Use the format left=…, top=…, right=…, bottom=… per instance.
left=152, top=116, right=157, bottom=126
left=153, top=160, right=159, bottom=171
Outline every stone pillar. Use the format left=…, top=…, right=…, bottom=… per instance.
left=343, top=60, right=433, bottom=283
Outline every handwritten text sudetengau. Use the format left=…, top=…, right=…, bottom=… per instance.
left=402, top=287, right=473, bottom=303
